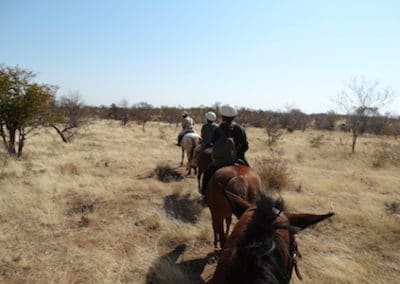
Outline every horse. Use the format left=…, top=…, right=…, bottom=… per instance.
left=196, top=147, right=212, bottom=191
left=207, top=194, right=334, bottom=284
left=180, top=132, right=201, bottom=175
left=204, top=165, right=263, bottom=248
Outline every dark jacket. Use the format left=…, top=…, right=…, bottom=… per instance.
left=211, top=122, right=248, bottom=161
left=200, top=122, right=218, bottom=146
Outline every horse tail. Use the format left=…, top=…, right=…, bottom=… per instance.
left=224, top=175, right=250, bottom=217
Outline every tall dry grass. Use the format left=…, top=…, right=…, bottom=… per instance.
left=0, top=121, right=399, bottom=283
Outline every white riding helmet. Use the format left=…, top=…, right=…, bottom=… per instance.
left=182, top=111, right=188, bottom=118
left=205, top=111, right=217, bottom=122
left=220, top=104, right=238, bottom=117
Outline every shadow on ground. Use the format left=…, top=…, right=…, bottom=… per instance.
left=146, top=244, right=215, bottom=284
left=164, top=193, right=204, bottom=223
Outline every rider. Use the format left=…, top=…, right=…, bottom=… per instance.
left=177, top=111, right=195, bottom=146
left=194, top=111, right=219, bottom=156
left=200, top=104, right=249, bottom=195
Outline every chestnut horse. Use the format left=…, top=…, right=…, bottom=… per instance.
left=196, top=147, right=212, bottom=190
left=207, top=195, right=334, bottom=284
left=204, top=165, right=263, bottom=248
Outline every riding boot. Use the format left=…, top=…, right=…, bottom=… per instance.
left=177, top=133, right=184, bottom=146
left=201, top=163, right=219, bottom=195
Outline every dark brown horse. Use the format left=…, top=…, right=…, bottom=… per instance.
left=207, top=195, right=334, bottom=284
left=204, top=165, right=263, bottom=248
left=196, top=147, right=212, bottom=190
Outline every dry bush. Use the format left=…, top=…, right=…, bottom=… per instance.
left=59, top=162, right=80, bottom=175
left=256, top=151, right=291, bottom=191
left=309, top=134, right=325, bottom=148
left=372, top=142, right=400, bottom=168
left=385, top=201, right=400, bottom=215
left=164, top=193, right=203, bottom=223
left=153, top=164, right=184, bottom=182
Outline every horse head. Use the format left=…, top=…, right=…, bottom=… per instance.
left=208, top=194, right=334, bottom=284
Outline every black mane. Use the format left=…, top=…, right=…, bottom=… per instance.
left=227, top=195, right=289, bottom=284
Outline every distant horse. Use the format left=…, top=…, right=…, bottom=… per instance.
left=196, top=147, right=212, bottom=191
left=180, top=132, right=201, bottom=175
left=207, top=195, right=334, bottom=284
left=204, top=165, right=263, bottom=248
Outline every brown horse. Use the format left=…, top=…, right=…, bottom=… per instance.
left=204, top=165, right=263, bottom=248
left=207, top=195, right=334, bottom=284
left=196, top=147, right=212, bottom=190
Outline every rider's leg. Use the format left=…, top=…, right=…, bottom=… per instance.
left=201, top=163, right=219, bottom=195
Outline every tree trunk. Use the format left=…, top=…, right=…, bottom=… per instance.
left=351, top=132, right=358, bottom=153
left=0, top=124, right=8, bottom=151
left=17, top=129, right=25, bottom=157
left=7, top=126, right=17, bottom=155
left=51, top=124, right=69, bottom=143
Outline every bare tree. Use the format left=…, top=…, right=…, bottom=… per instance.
left=132, top=102, right=153, bottom=132
left=265, top=115, right=282, bottom=145
left=336, top=76, right=394, bottom=153
left=50, top=92, right=87, bottom=143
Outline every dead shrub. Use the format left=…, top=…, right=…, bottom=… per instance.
left=143, top=213, right=163, bottom=231
left=256, top=152, right=291, bottom=191
left=164, top=193, right=203, bottom=223
left=385, top=201, right=400, bottom=215
left=159, top=127, right=167, bottom=140
left=309, top=134, right=325, bottom=148
left=59, top=162, right=80, bottom=175
left=154, top=164, right=184, bottom=182
left=372, top=142, right=400, bottom=168
left=65, top=193, right=98, bottom=217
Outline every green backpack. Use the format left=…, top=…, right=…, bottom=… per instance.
left=212, top=127, right=236, bottom=166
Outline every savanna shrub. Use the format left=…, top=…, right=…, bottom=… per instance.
left=372, top=142, right=400, bottom=168
left=309, top=134, right=325, bottom=148
left=256, top=151, right=291, bottom=191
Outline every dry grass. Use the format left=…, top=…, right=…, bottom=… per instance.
left=0, top=121, right=399, bottom=283
left=372, top=141, right=400, bottom=168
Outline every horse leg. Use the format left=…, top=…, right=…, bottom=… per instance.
left=186, top=150, right=191, bottom=175
left=197, top=172, right=202, bottom=192
left=212, top=214, right=225, bottom=249
left=225, top=216, right=232, bottom=236
left=180, top=148, right=184, bottom=167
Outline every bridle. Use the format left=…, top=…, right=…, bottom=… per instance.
left=271, top=207, right=303, bottom=282
left=245, top=206, right=303, bottom=282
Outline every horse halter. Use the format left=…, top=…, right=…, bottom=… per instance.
left=271, top=207, right=303, bottom=282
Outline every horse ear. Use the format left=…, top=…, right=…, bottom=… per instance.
left=286, top=212, right=334, bottom=233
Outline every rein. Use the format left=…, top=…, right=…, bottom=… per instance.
left=270, top=209, right=303, bottom=282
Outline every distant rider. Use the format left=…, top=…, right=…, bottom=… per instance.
left=193, top=111, right=219, bottom=156
left=177, top=111, right=195, bottom=146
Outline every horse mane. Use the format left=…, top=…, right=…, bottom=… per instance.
left=227, top=195, right=288, bottom=284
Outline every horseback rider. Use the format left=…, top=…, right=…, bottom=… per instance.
left=177, top=111, right=195, bottom=146
left=194, top=111, right=219, bottom=156
left=201, top=104, right=249, bottom=195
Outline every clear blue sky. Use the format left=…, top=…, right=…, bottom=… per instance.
left=1, top=0, right=399, bottom=114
